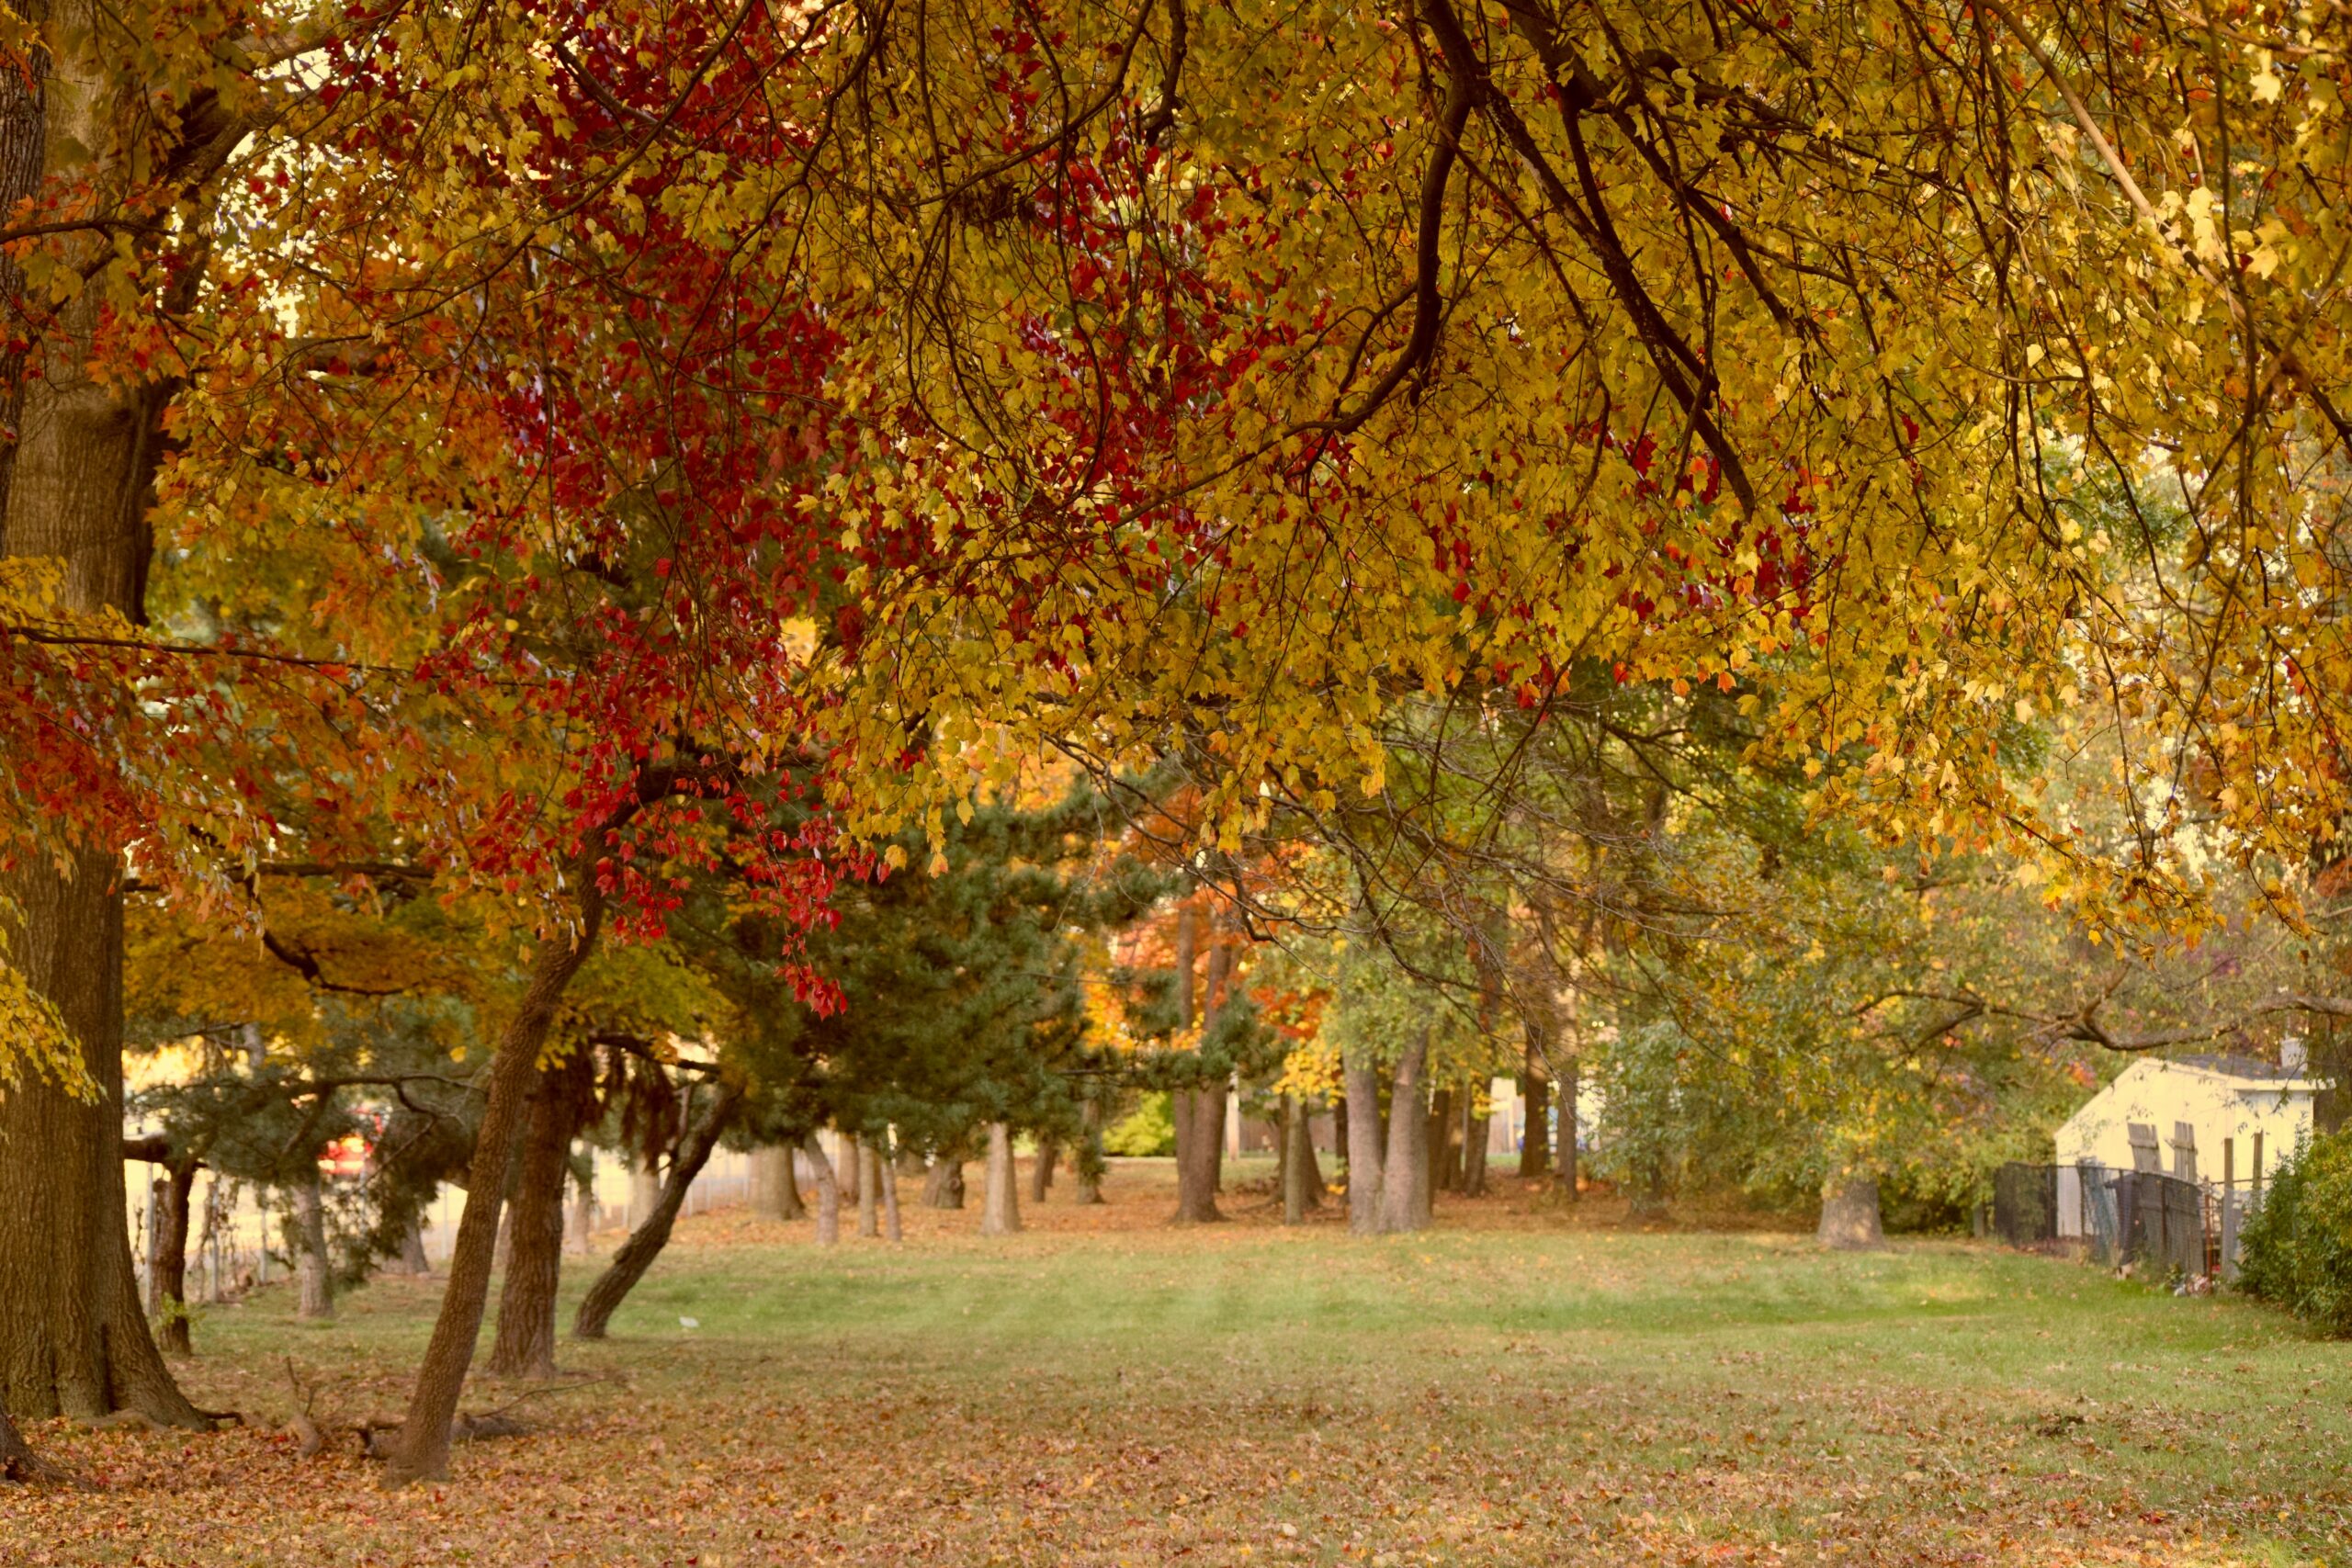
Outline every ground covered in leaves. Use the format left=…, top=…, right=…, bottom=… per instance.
left=5, top=1161, right=2346, bottom=1566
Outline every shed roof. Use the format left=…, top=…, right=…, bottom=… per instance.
left=2173, top=1053, right=2304, bottom=1082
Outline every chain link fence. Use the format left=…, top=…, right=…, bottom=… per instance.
left=1992, top=1161, right=2241, bottom=1282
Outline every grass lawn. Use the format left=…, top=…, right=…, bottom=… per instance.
left=5, top=1159, right=2346, bottom=1566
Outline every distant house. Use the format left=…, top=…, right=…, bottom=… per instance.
left=2053, top=1050, right=2325, bottom=1200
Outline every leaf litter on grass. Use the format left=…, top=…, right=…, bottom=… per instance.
left=3, top=1166, right=2345, bottom=1567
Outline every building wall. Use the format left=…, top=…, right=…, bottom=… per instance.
left=2053, top=1060, right=2318, bottom=1188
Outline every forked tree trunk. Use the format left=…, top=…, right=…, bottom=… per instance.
left=979, top=1122, right=1021, bottom=1235
left=803, top=1132, right=842, bottom=1245
left=291, top=1168, right=334, bottom=1320
left=749, top=1145, right=801, bottom=1221
left=489, top=1061, right=582, bottom=1378
left=571, top=1083, right=745, bottom=1340
left=1378, top=1031, right=1431, bottom=1234
left=856, top=1139, right=880, bottom=1238
left=1521, top=1060, right=1551, bottom=1181
left=150, top=1159, right=198, bottom=1355
left=1817, top=1173, right=1885, bottom=1251
left=1343, top=1054, right=1385, bottom=1235
left=380, top=901, right=605, bottom=1487
left=1027, top=1136, right=1057, bottom=1204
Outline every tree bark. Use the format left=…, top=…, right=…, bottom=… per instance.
left=149, top=1159, right=198, bottom=1355
left=835, top=1131, right=860, bottom=1207
left=565, top=1179, right=593, bottom=1257
left=396, top=1215, right=431, bottom=1277
left=1462, top=1094, right=1490, bottom=1199
left=1074, top=1097, right=1105, bottom=1205
left=0, top=1404, right=60, bottom=1483
left=628, top=1157, right=663, bottom=1233
left=1816, top=1173, right=1885, bottom=1251
left=1555, top=1055, right=1578, bottom=1199
left=291, top=1168, right=334, bottom=1320
left=1378, top=1030, right=1431, bottom=1233
left=877, top=1138, right=903, bottom=1242
left=1343, top=1054, right=1385, bottom=1235
left=979, top=1122, right=1021, bottom=1235
left=922, top=1150, right=966, bottom=1209
left=803, top=1131, right=842, bottom=1245
left=1171, top=1080, right=1226, bottom=1224
left=571, top=1083, right=745, bottom=1340
left=855, top=1138, right=880, bottom=1238
left=1428, top=1087, right=1459, bottom=1192
left=380, top=900, right=605, bottom=1488
left=1282, top=1097, right=1318, bottom=1223
left=749, top=1145, right=802, bottom=1221
left=0, top=3, right=211, bottom=1433
left=488, top=1062, right=581, bottom=1378
left=1027, top=1136, right=1057, bottom=1204
left=1520, top=1055, right=1552, bottom=1181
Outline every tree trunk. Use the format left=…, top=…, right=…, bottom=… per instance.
left=488, top=1062, right=580, bottom=1379
left=1521, top=1060, right=1551, bottom=1181
left=397, top=1215, right=431, bottom=1277
left=1343, top=1054, right=1385, bottom=1235
left=922, top=1150, right=966, bottom=1209
left=1171, top=1080, right=1225, bottom=1224
left=291, top=1168, right=334, bottom=1320
left=877, top=1138, right=903, bottom=1242
left=1074, top=1097, right=1105, bottom=1205
left=1282, top=1097, right=1318, bottom=1224
left=1028, top=1136, right=1057, bottom=1204
left=1332, top=1092, right=1349, bottom=1179
left=628, top=1157, right=663, bottom=1233
left=835, top=1131, right=860, bottom=1207
left=0, top=7, right=211, bottom=1432
left=1379, top=1030, right=1431, bottom=1234
left=1298, top=1111, right=1326, bottom=1206
left=1555, top=1055, right=1578, bottom=1199
left=748, top=1142, right=804, bottom=1222
left=379, top=902, right=605, bottom=1488
left=1428, top=1087, right=1459, bottom=1192
left=804, top=1132, right=842, bottom=1246
left=980, top=1122, right=1021, bottom=1235
left=1462, top=1095, right=1490, bottom=1199
left=150, top=1159, right=198, bottom=1355
left=1816, top=1173, right=1885, bottom=1251
left=0, top=1404, right=61, bottom=1483
left=571, top=1083, right=745, bottom=1340
left=565, top=1179, right=593, bottom=1257
left=855, top=1139, right=880, bottom=1238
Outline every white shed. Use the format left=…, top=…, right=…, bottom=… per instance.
left=2053, top=1053, right=2325, bottom=1195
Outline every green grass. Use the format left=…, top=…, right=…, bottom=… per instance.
left=7, top=1171, right=2347, bottom=1566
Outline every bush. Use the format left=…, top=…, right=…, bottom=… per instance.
left=2236, top=1129, right=2352, bottom=1335
left=1102, top=1091, right=1176, bottom=1157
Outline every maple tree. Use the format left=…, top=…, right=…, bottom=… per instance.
left=6, top=0, right=2352, bottom=1495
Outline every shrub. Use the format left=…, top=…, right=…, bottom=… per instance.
left=2235, top=1129, right=2352, bottom=1336
left=1102, top=1091, right=1176, bottom=1157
